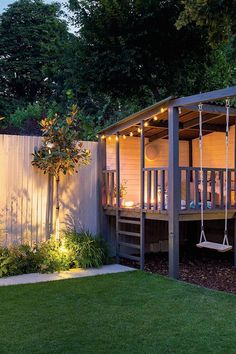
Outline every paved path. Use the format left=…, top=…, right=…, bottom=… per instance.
left=0, top=264, right=136, bottom=286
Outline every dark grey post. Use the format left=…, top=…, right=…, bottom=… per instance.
left=97, top=137, right=109, bottom=240
left=234, top=120, right=236, bottom=267
left=234, top=218, right=236, bottom=268
left=140, top=120, right=145, bottom=270
left=116, top=133, right=120, bottom=262
left=168, top=107, right=180, bottom=279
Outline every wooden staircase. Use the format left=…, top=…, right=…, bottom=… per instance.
left=116, top=215, right=144, bottom=269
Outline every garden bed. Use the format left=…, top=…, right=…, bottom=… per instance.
left=122, top=250, right=236, bottom=294
left=145, top=251, right=236, bottom=294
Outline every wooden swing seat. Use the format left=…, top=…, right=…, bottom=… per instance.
left=196, top=241, right=232, bottom=252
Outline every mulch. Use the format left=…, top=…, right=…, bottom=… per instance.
left=122, top=250, right=236, bottom=294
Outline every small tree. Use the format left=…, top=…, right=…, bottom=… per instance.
left=32, top=105, right=91, bottom=239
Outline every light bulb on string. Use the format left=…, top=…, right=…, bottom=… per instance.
left=130, top=132, right=133, bottom=137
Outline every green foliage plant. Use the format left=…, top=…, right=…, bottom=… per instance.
left=32, top=105, right=91, bottom=239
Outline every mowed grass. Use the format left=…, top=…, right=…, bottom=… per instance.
left=0, top=271, right=235, bottom=354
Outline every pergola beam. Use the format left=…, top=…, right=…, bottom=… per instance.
left=187, top=103, right=236, bottom=116
left=170, top=86, right=236, bottom=108
left=149, top=117, right=226, bottom=141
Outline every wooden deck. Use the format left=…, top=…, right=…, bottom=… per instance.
left=104, top=206, right=236, bottom=221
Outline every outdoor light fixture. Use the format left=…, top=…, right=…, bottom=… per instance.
left=108, top=136, right=112, bottom=141
left=130, top=132, right=133, bottom=137
left=137, top=127, right=142, bottom=133
left=101, top=135, right=105, bottom=139
left=161, top=107, right=165, bottom=113
left=116, top=136, right=119, bottom=141
left=123, top=135, right=126, bottom=139
left=123, top=201, right=135, bottom=208
left=144, top=122, right=148, bottom=127
left=153, top=116, right=158, bottom=121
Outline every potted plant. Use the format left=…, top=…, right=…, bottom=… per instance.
left=113, top=180, right=127, bottom=207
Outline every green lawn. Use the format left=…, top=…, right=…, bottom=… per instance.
left=0, top=271, right=235, bottom=354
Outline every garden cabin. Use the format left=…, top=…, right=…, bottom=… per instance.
left=98, top=86, right=236, bottom=279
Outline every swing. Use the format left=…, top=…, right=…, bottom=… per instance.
left=196, top=100, right=232, bottom=252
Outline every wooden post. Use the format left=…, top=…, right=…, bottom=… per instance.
left=189, top=140, right=193, bottom=182
left=168, top=107, right=180, bottom=279
left=97, top=137, right=109, bottom=240
left=140, top=120, right=145, bottom=270
left=234, top=217, right=236, bottom=268
left=234, top=120, right=236, bottom=207
left=116, top=133, right=120, bottom=262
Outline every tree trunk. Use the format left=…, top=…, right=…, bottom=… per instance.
left=55, top=175, right=60, bottom=240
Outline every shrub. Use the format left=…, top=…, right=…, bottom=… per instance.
left=64, top=230, right=108, bottom=268
left=38, top=237, right=72, bottom=273
left=0, top=231, right=109, bottom=278
left=0, top=244, right=39, bottom=277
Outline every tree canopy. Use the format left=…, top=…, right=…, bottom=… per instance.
left=176, top=0, right=236, bottom=48
left=68, top=0, right=211, bottom=102
left=0, top=0, right=73, bottom=116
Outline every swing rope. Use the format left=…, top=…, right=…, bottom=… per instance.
left=199, top=103, right=207, bottom=243
left=197, top=99, right=232, bottom=251
left=223, top=98, right=230, bottom=246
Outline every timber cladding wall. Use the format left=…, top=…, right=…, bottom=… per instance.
left=0, top=135, right=98, bottom=246
left=106, top=137, right=189, bottom=202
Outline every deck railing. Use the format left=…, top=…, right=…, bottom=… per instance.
left=103, top=167, right=236, bottom=212
left=180, top=167, right=236, bottom=211
left=103, top=170, right=116, bottom=207
left=143, top=168, right=168, bottom=211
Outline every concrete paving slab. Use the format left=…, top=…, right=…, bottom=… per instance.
left=0, top=264, right=136, bottom=286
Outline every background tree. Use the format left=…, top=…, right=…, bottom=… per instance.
left=0, top=0, right=74, bottom=117
left=32, top=105, right=91, bottom=239
left=176, top=0, right=236, bottom=48
left=68, top=0, right=212, bottom=103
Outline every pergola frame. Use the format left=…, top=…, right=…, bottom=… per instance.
left=98, top=86, right=236, bottom=279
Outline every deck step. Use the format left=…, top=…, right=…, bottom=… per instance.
left=119, top=241, right=140, bottom=249
left=118, top=219, right=140, bottom=225
left=118, top=231, right=140, bottom=237
left=119, top=253, right=140, bottom=262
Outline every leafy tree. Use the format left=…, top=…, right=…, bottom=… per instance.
left=32, top=105, right=91, bottom=239
left=176, top=0, right=236, bottom=48
left=0, top=0, right=74, bottom=116
left=68, top=0, right=211, bottom=102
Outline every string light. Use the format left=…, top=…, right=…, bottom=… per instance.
left=123, top=135, right=126, bottom=140
left=153, top=116, right=158, bottom=121
left=101, top=135, right=105, bottom=140
left=130, top=132, right=133, bottom=137
left=116, top=135, right=119, bottom=141
left=161, top=107, right=165, bottom=113
left=137, top=127, right=142, bottom=133
left=108, top=136, right=112, bottom=141
left=144, top=122, right=148, bottom=127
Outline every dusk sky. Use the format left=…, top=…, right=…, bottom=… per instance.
left=0, top=0, right=69, bottom=13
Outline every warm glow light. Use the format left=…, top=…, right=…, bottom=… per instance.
left=161, top=107, right=165, bottom=113
left=123, top=135, right=126, bottom=139
left=154, top=116, right=158, bottom=121
left=101, top=135, right=105, bottom=140
left=138, top=127, right=142, bottom=133
left=130, top=132, right=133, bottom=137
left=124, top=201, right=134, bottom=208
left=116, top=135, right=119, bottom=141
left=108, top=136, right=112, bottom=141
left=144, top=122, right=148, bottom=127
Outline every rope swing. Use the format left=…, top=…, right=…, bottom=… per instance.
left=196, top=100, right=232, bottom=252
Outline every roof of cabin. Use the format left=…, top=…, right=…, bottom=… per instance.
left=99, top=87, right=236, bottom=141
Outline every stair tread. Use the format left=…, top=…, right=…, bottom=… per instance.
left=119, top=253, right=140, bottom=262
left=118, top=230, right=141, bottom=237
left=118, top=219, right=140, bottom=225
left=119, top=241, right=140, bottom=249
